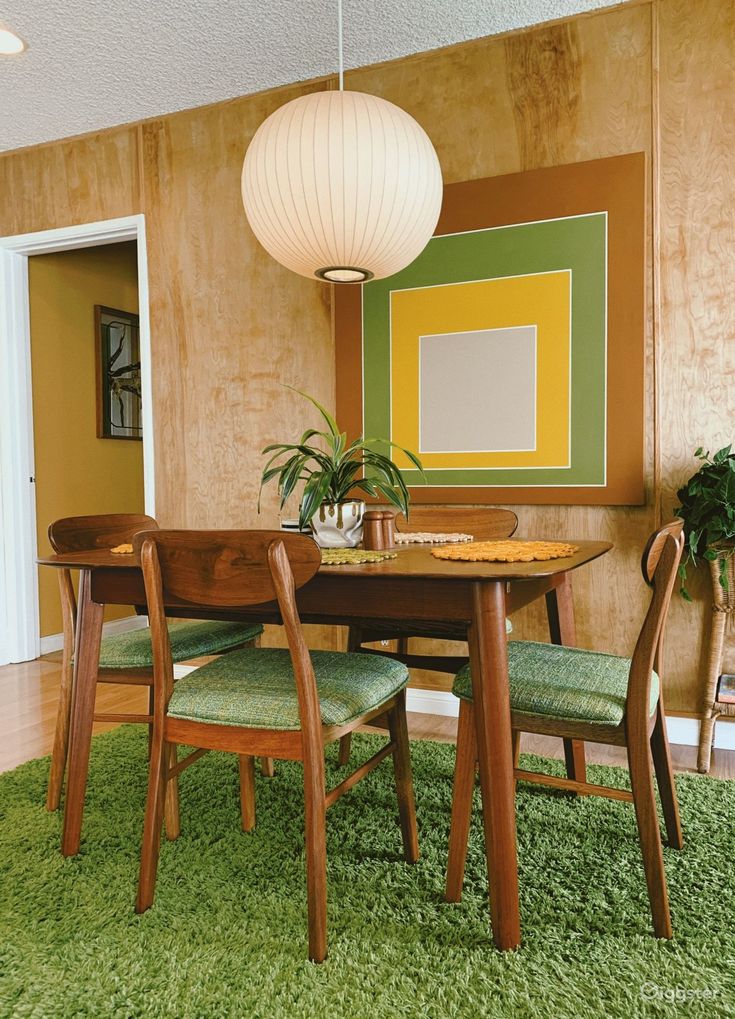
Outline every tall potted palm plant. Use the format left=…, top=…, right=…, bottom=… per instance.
left=259, top=390, right=423, bottom=547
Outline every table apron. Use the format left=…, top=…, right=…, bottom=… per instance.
left=90, top=568, right=560, bottom=628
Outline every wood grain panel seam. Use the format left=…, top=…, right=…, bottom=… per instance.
left=651, top=0, right=663, bottom=528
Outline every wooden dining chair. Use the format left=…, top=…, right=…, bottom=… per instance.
left=134, top=529, right=418, bottom=963
left=445, top=520, right=685, bottom=938
left=337, top=507, right=519, bottom=766
left=46, top=513, right=264, bottom=815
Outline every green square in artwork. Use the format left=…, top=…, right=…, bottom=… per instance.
left=361, top=213, right=607, bottom=489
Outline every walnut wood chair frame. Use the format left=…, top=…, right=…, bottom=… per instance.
left=338, top=508, right=519, bottom=767
left=338, top=506, right=586, bottom=785
left=46, top=513, right=263, bottom=821
left=135, top=529, right=418, bottom=963
left=445, top=520, right=685, bottom=939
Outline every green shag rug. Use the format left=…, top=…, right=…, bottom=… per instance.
left=0, top=729, right=734, bottom=1019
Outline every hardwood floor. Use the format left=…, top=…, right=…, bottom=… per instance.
left=1, top=653, right=733, bottom=779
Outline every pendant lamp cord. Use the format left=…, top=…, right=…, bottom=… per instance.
left=337, top=0, right=344, bottom=90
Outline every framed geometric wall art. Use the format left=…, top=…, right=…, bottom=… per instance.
left=335, top=153, right=645, bottom=504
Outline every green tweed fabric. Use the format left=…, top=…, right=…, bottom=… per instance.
left=168, top=648, right=409, bottom=730
left=97, top=621, right=264, bottom=669
left=453, top=640, right=659, bottom=726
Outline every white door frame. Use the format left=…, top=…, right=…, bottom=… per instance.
left=0, top=214, right=155, bottom=664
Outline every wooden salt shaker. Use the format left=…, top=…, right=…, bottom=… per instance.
left=381, top=510, right=396, bottom=549
left=362, top=510, right=385, bottom=550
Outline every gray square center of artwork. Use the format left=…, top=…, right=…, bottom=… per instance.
left=419, top=326, right=537, bottom=454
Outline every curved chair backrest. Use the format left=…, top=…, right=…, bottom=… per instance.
left=48, top=513, right=160, bottom=630
left=395, top=506, right=518, bottom=541
left=136, top=529, right=323, bottom=738
left=641, top=518, right=685, bottom=587
left=627, top=519, right=685, bottom=733
left=49, top=513, right=159, bottom=554
left=133, top=530, right=321, bottom=608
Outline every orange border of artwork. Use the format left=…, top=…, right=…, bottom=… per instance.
left=335, top=153, right=646, bottom=505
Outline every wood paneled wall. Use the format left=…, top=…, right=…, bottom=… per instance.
left=1, top=0, right=732, bottom=706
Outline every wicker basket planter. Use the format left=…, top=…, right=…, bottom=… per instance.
left=697, top=552, right=735, bottom=772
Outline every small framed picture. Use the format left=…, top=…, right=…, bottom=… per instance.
left=94, top=305, right=142, bottom=440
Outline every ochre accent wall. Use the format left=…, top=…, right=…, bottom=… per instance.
left=30, top=243, right=143, bottom=636
left=2, top=0, right=733, bottom=708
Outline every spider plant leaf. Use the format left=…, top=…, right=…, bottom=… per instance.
left=285, top=385, right=340, bottom=437
left=261, top=442, right=298, bottom=455
left=333, top=459, right=364, bottom=499
left=279, top=455, right=309, bottom=508
left=261, top=465, right=286, bottom=484
left=363, top=453, right=410, bottom=503
left=352, top=479, right=379, bottom=498
left=361, top=437, right=425, bottom=477
left=333, top=431, right=347, bottom=461
left=258, top=452, right=301, bottom=511
left=370, top=480, right=408, bottom=515
left=299, top=471, right=332, bottom=529
left=299, top=428, right=329, bottom=446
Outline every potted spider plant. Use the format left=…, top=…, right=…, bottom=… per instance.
left=674, top=444, right=735, bottom=600
left=259, top=389, right=424, bottom=548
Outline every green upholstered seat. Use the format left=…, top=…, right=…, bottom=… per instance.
left=452, top=640, right=660, bottom=727
left=167, top=648, right=409, bottom=730
left=97, top=621, right=264, bottom=669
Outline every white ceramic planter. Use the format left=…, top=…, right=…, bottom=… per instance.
left=310, top=500, right=365, bottom=548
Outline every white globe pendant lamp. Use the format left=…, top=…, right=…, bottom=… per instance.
left=241, top=1, right=443, bottom=283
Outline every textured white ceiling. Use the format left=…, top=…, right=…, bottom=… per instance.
left=1, top=0, right=615, bottom=153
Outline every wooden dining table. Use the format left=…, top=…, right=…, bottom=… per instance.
left=38, top=537, right=611, bottom=951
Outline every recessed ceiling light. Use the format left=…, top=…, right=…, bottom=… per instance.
left=0, top=27, right=25, bottom=55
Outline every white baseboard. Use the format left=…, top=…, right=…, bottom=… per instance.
left=406, top=687, right=459, bottom=719
left=39, top=614, right=149, bottom=656
left=170, top=671, right=735, bottom=751
left=664, top=714, right=735, bottom=751
left=403, top=688, right=735, bottom=751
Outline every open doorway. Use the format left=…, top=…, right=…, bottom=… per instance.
left=30, top=242, right=146, bottom=652
left=0, top=216, right=154, bottom=665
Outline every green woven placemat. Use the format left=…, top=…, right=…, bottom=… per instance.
left=320, top=548, right=398, bottom=566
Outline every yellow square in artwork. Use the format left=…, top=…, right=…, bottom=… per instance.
left=389, top=271, right=571, bottom=470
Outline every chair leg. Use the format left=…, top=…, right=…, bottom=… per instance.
left=650, top=706, right=683, bottom=849
left=46, top=651, right=75, bottom=811
left=563, top=738, right=587, bottom=785
left=164, top=743, right=181, bottom=841
left=337, top=732, right=352, bottom=767
left=239, top=755, right=256, bottom=832
left=303, top=755, right=328, bottom=963
left=260, top=756, right=275, bottom=777
left=626, top=738, right=673, bottom=938
left=387, top=690, right=419, bottom=864
left=136, top=734, right=168, bottom=913
left=511, top=729, right=521, bottom=767
left=446, top=700, right=478, bottom=903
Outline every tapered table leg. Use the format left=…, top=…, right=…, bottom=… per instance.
left=61, top=570, right=103, bottom=856
left=468, top=580, right=521, bottom=950
left=546, top=574, right=586, bottom=784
